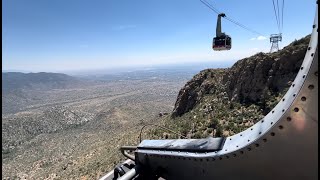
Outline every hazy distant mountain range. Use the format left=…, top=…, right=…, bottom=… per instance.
left=2, top=72, right=84, bottom=93
left=2, top=72, right=93, bottom=115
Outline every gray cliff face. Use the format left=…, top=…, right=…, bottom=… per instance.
left=172, top=35, right=310, bottom=117
left=171, top=69, right=226, bottom=117
left=223, top=36, right=309, bottom=104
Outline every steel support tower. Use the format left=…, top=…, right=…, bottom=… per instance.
left=270, top=33, right=282, bottom=53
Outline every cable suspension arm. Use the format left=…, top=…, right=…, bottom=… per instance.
left=200, top=0, right=265, bottom=36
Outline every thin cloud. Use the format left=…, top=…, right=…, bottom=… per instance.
left=112, top=25, right=137, bottom=31
left=257, top=36, right=267, bottom=40
left=79, top=44, right=89, bottom=48
left=250, top=36, right=267, bottom=41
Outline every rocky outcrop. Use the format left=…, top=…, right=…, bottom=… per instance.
left=172, top=34, right=310, bottom=117
left=172, top=69, right=226, bottom=117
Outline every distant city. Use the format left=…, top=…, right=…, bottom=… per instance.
left=2, top=60, right=236, bottom=76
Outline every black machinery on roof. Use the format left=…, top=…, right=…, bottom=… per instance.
left=212, top=13, right=232, bottom=51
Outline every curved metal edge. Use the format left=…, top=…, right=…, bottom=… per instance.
left=99, top=159, right=135, bottom=180
left=120, top=146, right=136, bottom=161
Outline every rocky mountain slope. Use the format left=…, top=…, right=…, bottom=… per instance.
left=152, top=34, right=310, bottom=138
left=2, top=106, right=95, bottom=156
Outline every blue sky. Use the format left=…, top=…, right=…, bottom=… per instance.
left=2, top=0, right=316, bottom=72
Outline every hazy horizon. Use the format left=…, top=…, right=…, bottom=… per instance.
left=2, top=59, right=236, bottom=75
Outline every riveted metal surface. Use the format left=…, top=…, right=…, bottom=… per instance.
left=138, top=137, right=225, bottom=152
left=136, top=2, right=318, bottom=180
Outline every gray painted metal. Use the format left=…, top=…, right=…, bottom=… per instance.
left=138, top=137, right=225, bottom=152
left=99, top=159, right=135, bottom=180
left=117, top=167, right=139, bottom=180
left=121, top=146, right=136, bottom=161
left=135, top=2, right=318, bottom=180
left=216, top=13, right=226, bottom=37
